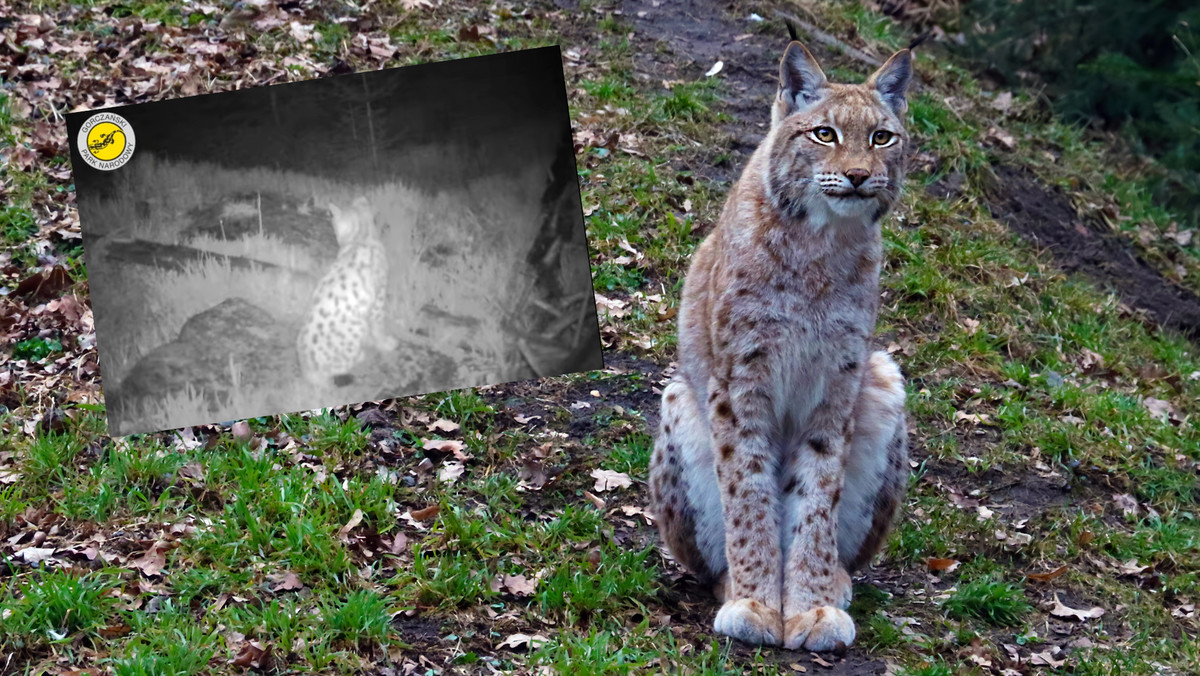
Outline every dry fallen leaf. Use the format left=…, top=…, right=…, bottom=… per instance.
left=98, top=623, right=132, bottom=640
left=590, top=469, right=632, bottom=492
left=1026, top=565, right=1068, bottom=582
left=17, top=546, right=56, bottom=565
left=954, top=410, right=993, bottom=425
left=1112, top=493, right=1140, bottom=517
left=619, top=504, right=654, bottom=524
left=501, top=573, right=537, bottom=596
left=178, top=462, right=206, bottom=482
left=497, top=633, right=550, bottom=650
left=1079, top=347, right=1105, bottom=371
left=519, top=458, right=552, bottom=491
left=410, top=504, right=440, bottom=521
left=582, top=490, right=606, bottom=510
left=230, top=640, right=274, bottom=670
left=438, top=461, right=465, bottom=483
left=1005, top=532, right=1033, bottom=547
left=984, top=126, right=1016, bottom=150
left=130, top=543, right=167, bottom=577
left=990, top=91, right=1014, bottom=113
left=271, top=571, right=304, bottom=592
left=1029, top=649, right=1066, bottom=668
left=426, top=419, right=460, bottom=433
left=423, top=438, right=467, bottom=453
left=926, top=557, right=961, bottom=573
left=1117, top=558, right=1149, bottom=576
left=230, top=420, right=252, bottom=440
left=1141, top=396, right=1174, bottom=423
left=1049, top=593, right=1105, bottom=621
left=337, top=509, right=364, bottom=540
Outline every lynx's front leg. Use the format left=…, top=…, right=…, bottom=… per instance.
left=781, top=393, right=861, bottom=651
left=709, top=377, right=784, bottom=645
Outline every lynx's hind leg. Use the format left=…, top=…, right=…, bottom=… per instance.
left=371, top=301, right=398, bottom=353
left=649, top=380, right=727, bottom=585
left=838, top=350, right=908, bottom=572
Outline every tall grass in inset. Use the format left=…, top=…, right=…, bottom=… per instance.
left=187, top=232, right=320, bottom=272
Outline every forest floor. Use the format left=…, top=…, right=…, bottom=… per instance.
left=2, top=0, right=1198, bottom=674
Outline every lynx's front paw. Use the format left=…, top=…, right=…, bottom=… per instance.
left=830, top=566, right=853, bottom=609
left=713, top=598, right=783, bottom=646
left=783, top=606, right=856, bottom=651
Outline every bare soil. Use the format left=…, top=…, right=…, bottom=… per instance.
left=987, top=165, right=1200, bottom=341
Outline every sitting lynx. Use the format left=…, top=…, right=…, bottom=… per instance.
left=648, top=42, right=913, bottom=651
left=297, top=196, right=397, bottom=387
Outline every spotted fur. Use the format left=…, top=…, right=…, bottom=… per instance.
left=296, top=196, right=397, bottom=387
left=648, top=42, right=913, bottom=651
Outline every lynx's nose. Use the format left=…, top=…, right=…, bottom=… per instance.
left=844, top=168, right=870, bottom=187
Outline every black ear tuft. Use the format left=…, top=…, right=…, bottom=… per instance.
left=868, top=49, right=912, bottom=116
left=779, top=42, right=828, bottom=116
left=907, top=31, right=932, bottom=52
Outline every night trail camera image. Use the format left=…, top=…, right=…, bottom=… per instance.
left=67, top=47, right=601, bottom=436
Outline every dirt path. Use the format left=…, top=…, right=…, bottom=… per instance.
left=622, top=0, right=785, bottom=182
left=988, top=165, right=1200, bottom=340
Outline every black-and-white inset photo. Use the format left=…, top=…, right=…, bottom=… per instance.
left=67, top=47, right=603, bottom=437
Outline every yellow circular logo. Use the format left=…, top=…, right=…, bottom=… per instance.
left=76, top=112, right=136, bottom=171
left=85, top=122, right=126, bottom=161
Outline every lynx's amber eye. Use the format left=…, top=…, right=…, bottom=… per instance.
left=871, top=130, right=895, bottom=146
left=812, top=127, right=837, bottom=143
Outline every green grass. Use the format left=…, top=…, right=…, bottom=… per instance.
left=943, top=576, right=1034, bottom=627
left=110, top=612, right=218, bottom=676
left=321, top=589, right=394, bottom=645
left=11, top=336, right=62, bottom=362
left=0, top=205, right=37, bottom=244
left=529, top=625, right=661, bottom=674
left=1, top=570, right=118, bottom=644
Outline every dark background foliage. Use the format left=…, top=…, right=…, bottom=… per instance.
left=950, top=0, right=1200, bottom=225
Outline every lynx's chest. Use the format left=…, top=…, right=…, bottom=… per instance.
left=724, top=220, right=882, bottom=423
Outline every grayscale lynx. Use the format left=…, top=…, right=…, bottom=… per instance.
left=648, top=41, right=913, bottom=651
left=297, top=196, right=397, bottom=387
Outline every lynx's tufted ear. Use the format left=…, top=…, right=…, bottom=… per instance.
left=866, top=49, right=912, bottom=116
left=774, top=42, right=829, bottom=125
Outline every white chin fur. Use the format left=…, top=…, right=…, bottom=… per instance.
left=824, top=194, right=878, bottom=219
